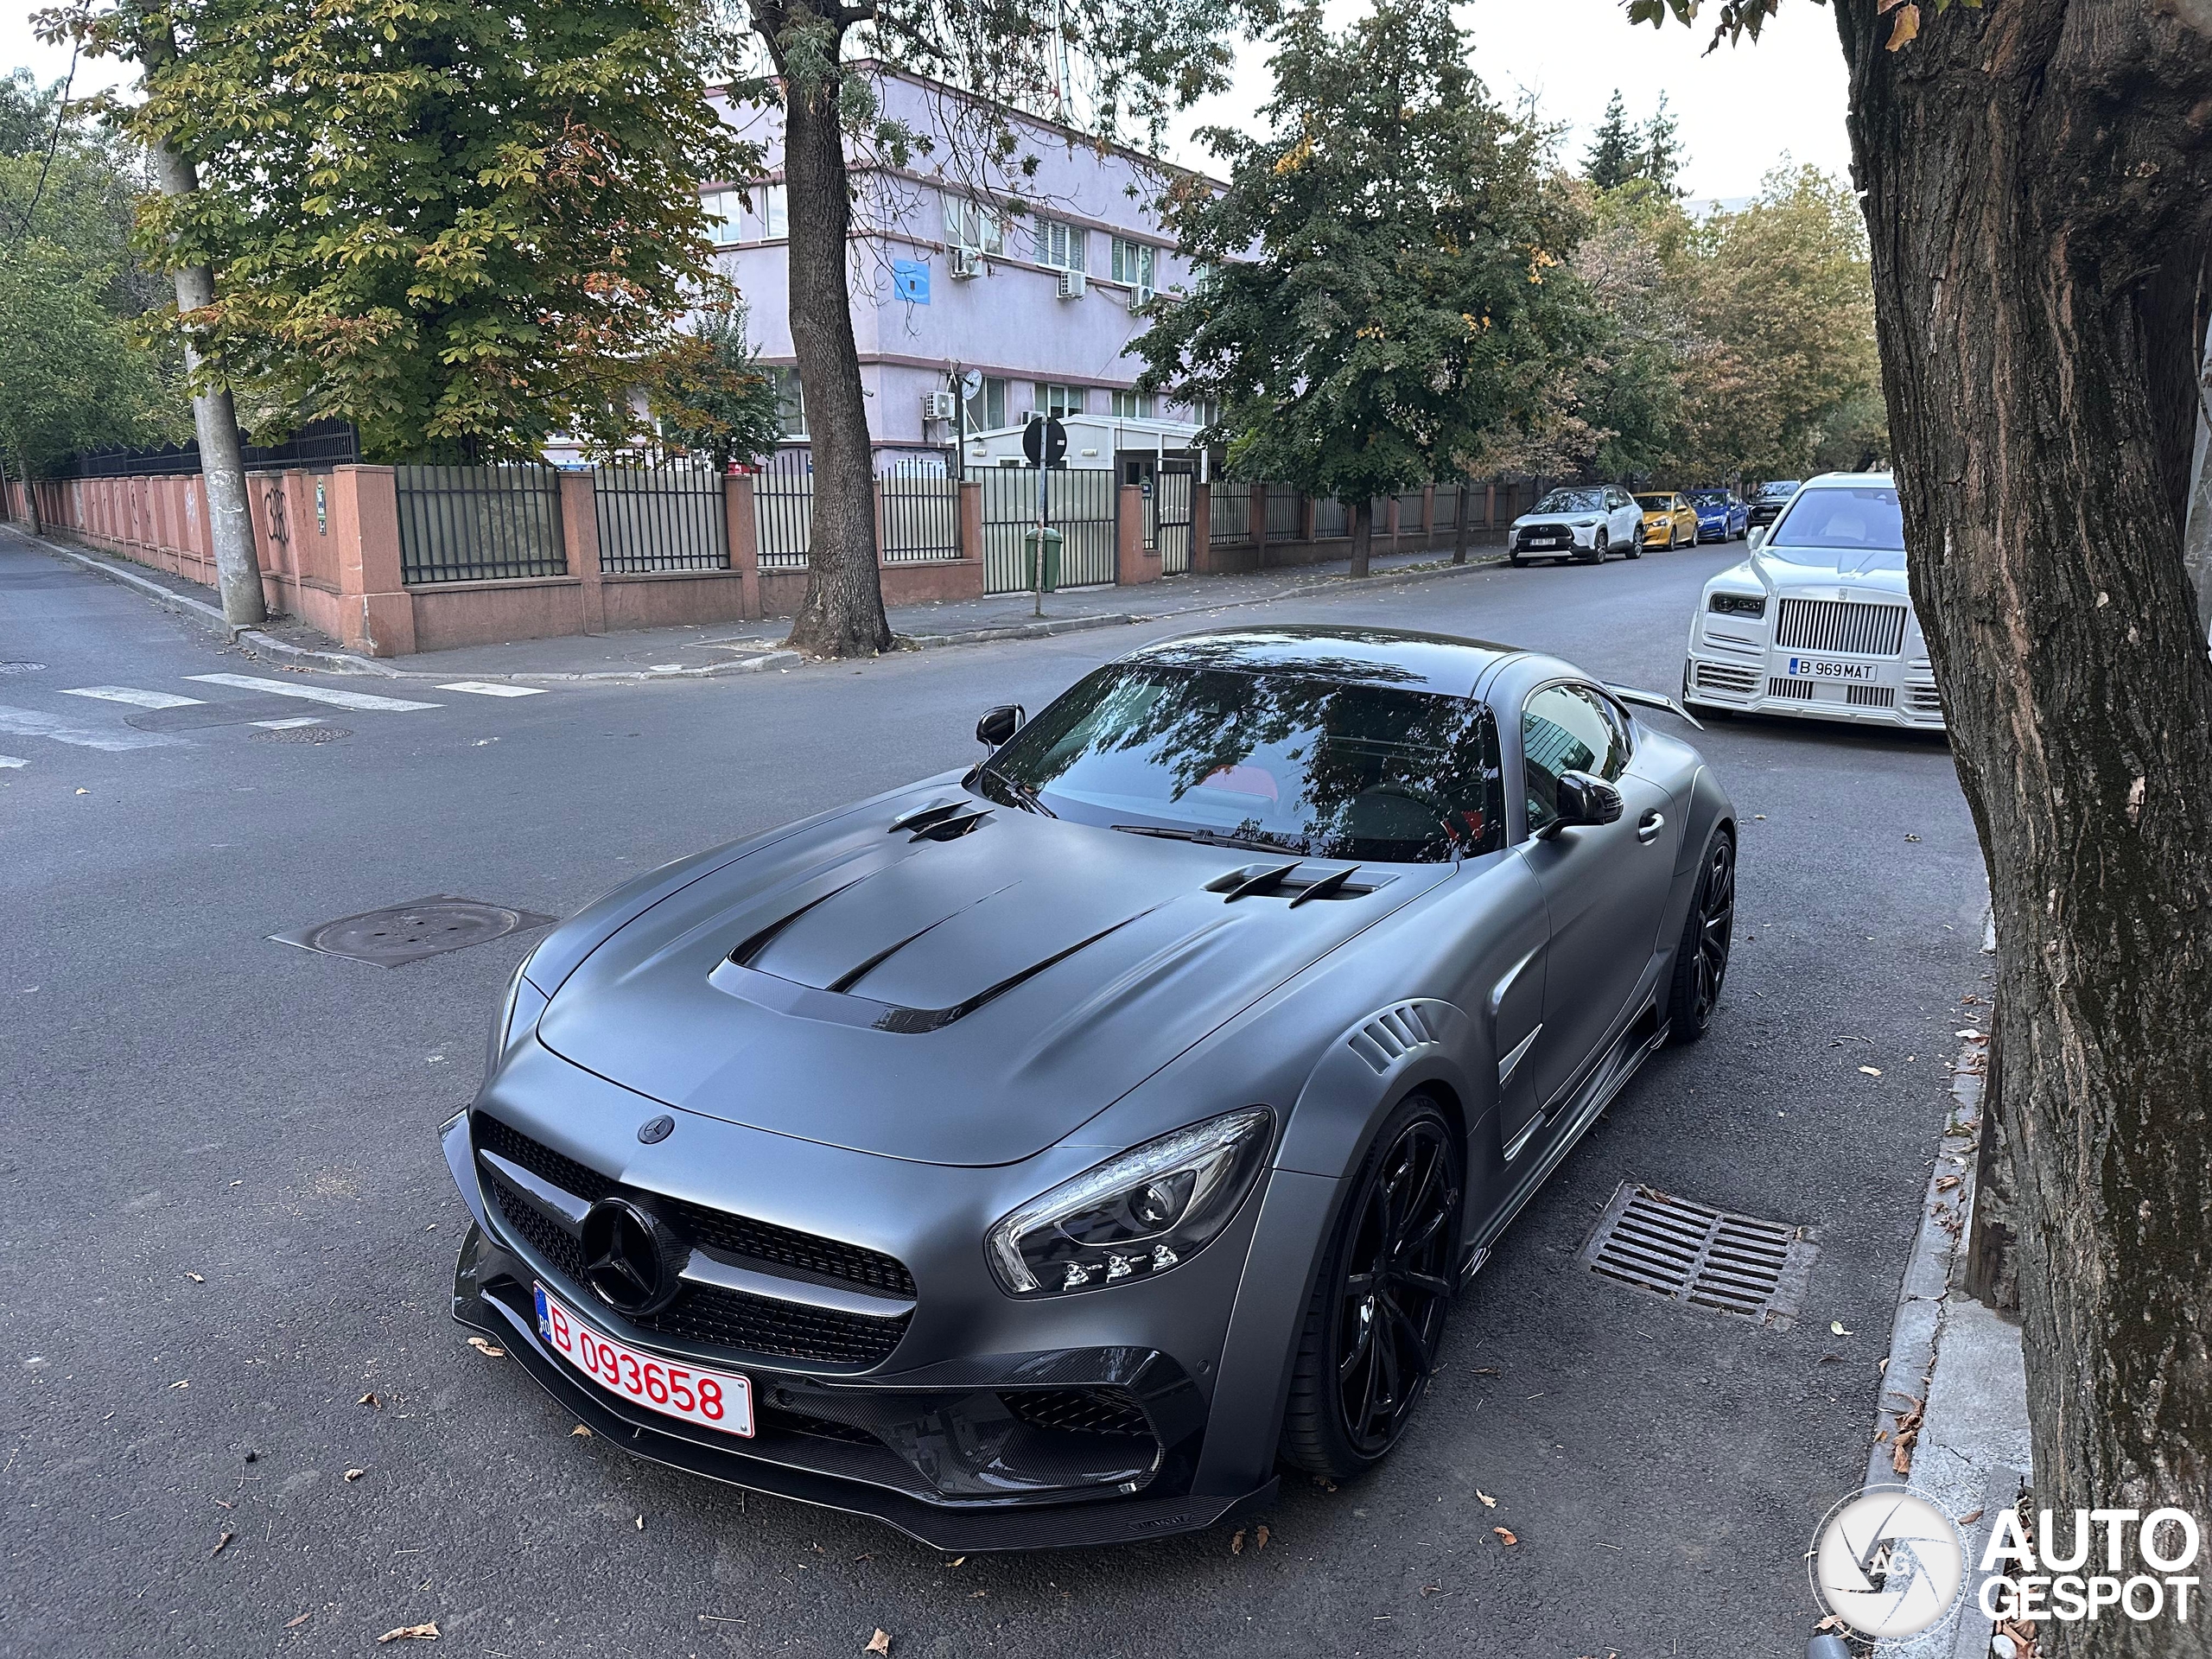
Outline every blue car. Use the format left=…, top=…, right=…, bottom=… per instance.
left=1686, top=489, right=1749, bottom=543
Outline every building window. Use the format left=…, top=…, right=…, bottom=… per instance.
left=1183, top=396, right=1221, bottom=428
left=1109, top=238, right=1155, bottom=292
left=963, top=375, right=1008, bottom=431
left=702, top=191, right=743, bottom=245
left=943, top=194, right=1006, bottom=256
left=1036, top=382, right=1086, bottom=419
left=770, top=366, right=806, bottom=437
left=1110, top=391, right=1155, bottom=419
left=705, top=184, right=787, bottom=243
left=1033, top=215, right=1086, bottom=274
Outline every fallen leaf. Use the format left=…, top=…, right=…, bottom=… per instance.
left=1476, top=1489, right=1497, bottom=1508
left=1936, top=1175, right=1961, bottom=1192
left=1255, top=1524, right=1270, bottom=1552
left=169, top=1379, right=189, bottom=1389
left=1891, top=1399, right=1925, bottom=1475
left=1959, top=1508, right=1985, bottom=1526
left=570, top=1426, right=591, bottom=1438
left=1904, top=833, right=1920, bottom=842
left=344, top=1469, right=365, bottom=1482
left=284, top=1612, right=311, bottom=1629
left=75, top=788, right=88, bottom=795
left=359, top=1393, right=381, bottom=1409
left=1753, top=813, right=1766, bottom=820
left=1493, top=1526, right=1517, bottom=1546
left=1230, top=1529, right=1245, bottom=1554
left=185, top=1273, right=204, bottom=1283
left=969, top=1591, right=988, bottom=1599
left=1815, top=1613, right=1843, bottom=1632
left=1421, top=1584, right=1444, bottom=1596
left=376, top=1624, right=440, bottom=1643
left=1471, top=1365, right=1502, bottom=1376
left=1887, top=1, right=1920, bottom=49
left=466, top=1338, right=504, bottom=1359
left=864, top=1631, right=891, bottom=1656
left=1859, top=1065, right=1883, bottom=1077
left=635, top=1516, right=645, bottom=1530
left=1831, top=1322, right=1853, bottom=1336
left=212, top=1530, right=234, bottom=1557
left=944, top=1557, right=964, bottom=1568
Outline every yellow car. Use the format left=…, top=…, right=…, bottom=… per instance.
left=1636, top=492, right=1697, bottom=550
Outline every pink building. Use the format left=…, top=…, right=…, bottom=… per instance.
left=703, top=72, right=1216, bottom=476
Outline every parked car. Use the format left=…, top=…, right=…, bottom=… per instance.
left=1681, top=472, right=1943, bottom=729
left=1635, top=493, right=1698, bottom=551
left=1685, top=488, right=1749, bottom=543
left=1745, top=480, right=1802, bottom=531
left=447, top=626, right=1738, bottom=1550
left=1508, top=486, right=1647, bottom=564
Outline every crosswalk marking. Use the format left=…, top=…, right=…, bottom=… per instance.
left=437, top=681, right=544, bottom=698
left=0, top=755, right=25, bottom=769
left=251, top=717, right=324, bottom=730
left=0, top=705, right=190, bottom=751
left=185, top=673, right=442, bottom=713
left=60, top=685, right=207, bottom=710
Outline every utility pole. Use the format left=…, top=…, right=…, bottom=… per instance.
left=146, top=25, right=264, bottom=628
left=2183, top=320, right=2212, bottom=643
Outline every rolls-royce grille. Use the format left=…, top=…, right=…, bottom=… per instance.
left=1693, top=661, right=1761, bottom=696
left=1845, top=684, right=1897, bottom=708
left=1001, top=1389, right=1153, bottom=1438
left=475, top=1115, right=914, bottom=1367
left=1776, top=598, right=1908, bottom=657
left=1767, top=677, right=1817, bottom=701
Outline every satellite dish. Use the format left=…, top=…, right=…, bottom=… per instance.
left=959, top=369, right=982, bottom=397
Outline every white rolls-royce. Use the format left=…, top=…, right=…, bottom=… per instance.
left=1681, top=472, right=1945, bottom=730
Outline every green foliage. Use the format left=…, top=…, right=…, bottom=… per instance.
left=1134, top=0, right=1588, bottom=507
left=650, top=294, right=785, bottom=472
left=1641, top=92, right=1685, bottom=197
left=1584, top=90, right=1637, bottom=190
left=52, top=0, right=757, bottom=463
left=1626, top=0, right=1978, bottom=54
left=0, top=68, right=185, bottom=480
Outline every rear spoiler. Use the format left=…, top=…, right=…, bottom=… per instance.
left=1607, top=683, right=1703, bottom=730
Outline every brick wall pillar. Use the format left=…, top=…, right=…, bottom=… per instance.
left=1190, top=475, right=1211, bottom=575
left=1485, top=481, right=1497, bottom=530
left=1421, top=484, right=1437, bottom=544
left=725, top=473, right=763, bottom=620
left=1251, top=482, right=1268, bottom=569
left=557, top=469, right=605, bottom=635
left=1116, top=483, right=1158, bottom=585
left=328, top=465, right=416, bottom=657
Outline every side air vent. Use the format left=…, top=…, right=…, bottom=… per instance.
left=1348, top=1002, right=1440, bottom=1074
left=888, top=799, right=992, bottom=841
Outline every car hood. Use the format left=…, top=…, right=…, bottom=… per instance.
left=1753, top=545, right=1910, bottom=594
left=535, top=790, right=1444, bottom=1166
left=1511, top=511, right=1600, bottom=528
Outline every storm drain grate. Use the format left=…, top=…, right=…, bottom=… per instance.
left=251, top=724, right=352, bottom=744
left=1578, top=1182, right=1818, bottom=1329
left=271, top=895, right=556, bottom=968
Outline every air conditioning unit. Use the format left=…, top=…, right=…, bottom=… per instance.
left=1134, top=283, right=1155, bottom=307
left=1057, top=268, right=1087, bottom=301
left=950, top=248, right=984, bottom=279
left=1017, top=409, right=1041, bottom=426
left=920, top=391, right=957, bottom=422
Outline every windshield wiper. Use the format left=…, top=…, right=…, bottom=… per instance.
left=1112, top=824, right=1304, bottom=855
left=977, top=764, right=1057, bottom=818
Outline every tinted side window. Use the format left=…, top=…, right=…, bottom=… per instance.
left=1522, top=684, right=1629, bottom=832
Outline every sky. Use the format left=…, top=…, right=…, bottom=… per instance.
left=3, top=0, right=1853, bottom=207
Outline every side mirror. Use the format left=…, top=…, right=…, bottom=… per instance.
left=1544, top=770, right=1624, bottom=836
left=1746, top=526, right=1768, bottom=553
left=976, top=703, right=1024, bottom=749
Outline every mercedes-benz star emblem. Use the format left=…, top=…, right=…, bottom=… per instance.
left=637, top=1114, right=675, bottom=1145
left=579, top=1197, right=685, bottom=1316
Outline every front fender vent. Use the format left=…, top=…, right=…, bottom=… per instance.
left=1348, top=1002, right=1440, bottom=1074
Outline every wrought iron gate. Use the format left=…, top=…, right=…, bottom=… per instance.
left=1151, top=469, right=1193, bottom=575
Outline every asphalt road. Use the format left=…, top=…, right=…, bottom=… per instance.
left=0, top=529, right=1992, bottom=1659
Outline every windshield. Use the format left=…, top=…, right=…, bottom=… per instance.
left=1757, top=481, right=1802, bottom=501
left=1687, top=491, right=1728, bottom=506
left=1769, top=485, right=1905, bottom=551
left=1634, top=494, right=1673, bottom=511
left=1533, top=489, right=1605, bottom=515
left=977, top=662, right=1506, bottom=863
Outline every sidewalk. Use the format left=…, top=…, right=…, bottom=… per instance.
left=18, top=524, right=1510, bottom=683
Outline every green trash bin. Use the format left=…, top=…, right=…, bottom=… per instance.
left=1023, top=526, right=1064, bottom=592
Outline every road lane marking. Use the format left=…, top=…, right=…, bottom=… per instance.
left=0, top=755, right=25, bottom=768
left=251, top=717, right=323, bottom=729
left=0, top=705, right=189, bottom=751
left=184, top=673, right=441, bottom=712
left=436, top=681, right=544, bottom=698
left=60, top=685, right=207, bottom=710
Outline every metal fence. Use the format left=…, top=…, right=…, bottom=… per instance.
left=395, top=464, right=566, bottom=585
left=753, top=450, right=813, bottom=569
left=65, top=419, right=361, bottom=480
left=1395, top=490, right=1427, bottom=532
left=1209, top=479, right=1251, bottom=544
left=878, top=468, right=960, bottom=563
left=1313, top=497, right=1349, bottom=539
left=1434, top=485, right=1461, bottom=530
left=1265, top=485, right=1301, bottom=540
left=594, top=462, right=728, bottom=573
left=979, top=467, right=1118, bottom=593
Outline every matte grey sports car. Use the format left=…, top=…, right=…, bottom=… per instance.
left=444, top=626, right=1738, bottom=1550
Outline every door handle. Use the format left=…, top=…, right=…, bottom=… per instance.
left=1637, top=810, right=1665, bottom=843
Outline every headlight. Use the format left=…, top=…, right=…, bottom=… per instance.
left=985, top=1108, right=1274, bottom=1296
left=1709, top=592, right=1766, bottom=619
left=1574, top=517, right=1600, bottom=527
left=485, top=956, right=550, bottom=1081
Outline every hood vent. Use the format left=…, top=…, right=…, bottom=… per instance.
left=1349, top=1002, right=1440, bottom=1074
left=887, top=798, right=993, bottom=842
left=1205, top=861, right=1380, bottom=906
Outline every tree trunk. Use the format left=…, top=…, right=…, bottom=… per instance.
left=1452, top=483, right=1469, bottom=564
left=769, top=15, right=890, bottom=659
left=1349, top=497, right=1372, bottom=578
left=2183, top=320, right=2212, bottom=637
left=1838, top=6, right=2212, bottom=1647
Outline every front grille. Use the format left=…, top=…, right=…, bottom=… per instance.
left=476, top=1114, right=913, bottom=1368
left=1767, top=677, right=1816, bottom=701
left=1776, top=598, right=1908, bottom=657
left=1846, top=684, right=1896, bottom=708
left=1906, top=683, right=1944, bottom=718
left=1693, top=661, right=1760, bottom=696
left=1001, top=1389, right=1153, bottom=1438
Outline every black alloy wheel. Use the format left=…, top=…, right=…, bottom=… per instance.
left=1281, top=1096, right=1463, bottom=1477
left=1666, top=830, right=1736, bottom=1042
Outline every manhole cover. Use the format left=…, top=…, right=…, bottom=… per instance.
left=251, top=725, right=352, bottom=744
left=271, top=896, right=556, bottom=968
left=1579, top=1182, right=1818, bottom=1328
left=0, top=662, right=45, bottom=674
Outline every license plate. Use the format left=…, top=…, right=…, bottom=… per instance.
left=1784, top=657, right=1878, bottom=682
left=533, top=1283, right=753, bottom=1437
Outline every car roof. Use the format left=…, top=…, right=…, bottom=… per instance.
left=1125, top=625, right=1522, bottom=697
left=1799, top=471, right=1895, bottom=488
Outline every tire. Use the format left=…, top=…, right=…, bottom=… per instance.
left=1625, top=537, right=1642, bottom=560
left=1580, top=532, right=1607, bottom=564
left=1510, top=553, right=1527, bottom=568
left=1280, top=1095, right=1464, bottom=1480
left=1665, top=829, right=1736, bottom=1044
